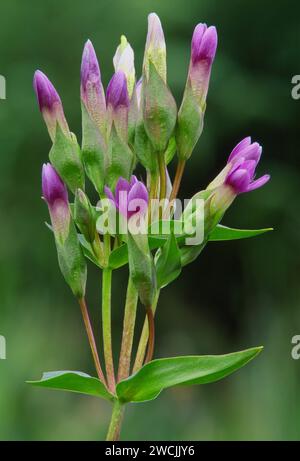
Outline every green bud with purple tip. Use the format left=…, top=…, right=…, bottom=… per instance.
left=42, top=164, right=87, bottom=298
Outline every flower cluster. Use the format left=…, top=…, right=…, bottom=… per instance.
left=32, top=12, right=271, bottom=441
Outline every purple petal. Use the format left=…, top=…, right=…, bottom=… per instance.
left=128, top=182, right=149, bottom=217
left=247, top=174, right=270, bottom=192
left=146, top=13, right=165, bottom=50
left=130, top=175, right=139, bottom=187
left=226, top=169, right=251, bottom=194
left=106, top=71, right=129, bottom=110
left=104, top=185, right=116, bottom=204
left=33, top=70, right=61, bottom=112
left=42, top=163, right=68, bottom=207
left=240, top=160, right=257, bottom=180
left=192, top=25, right=218, bottom=65
left=81, top=40, right=102, bottom=99
left=228, top=137, right=252, bottom=163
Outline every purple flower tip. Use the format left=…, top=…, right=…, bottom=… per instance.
left=106, top=71, right=129, bottom=110
left=42, top=163, right=68, bottom=207
left=105, top=176, right=148, bottom=219
left=81, top=39, right=101, bottom=96
left=225, top=139, right=270, bottom=194
left=33, top=70, right=61, bottom=112
left=191, top=24, right=218, bottom=65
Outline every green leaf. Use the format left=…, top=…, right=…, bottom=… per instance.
left=117, top=347, right=263, bottom=403
left=106, top=125, right=134, bottom=190
left=78, top=234, right=102, bottom=268
left=209, top=225, right=273, bottom=241
left=155, top=233, right=181, bottom=288
left=27, top=371, right=114, bottom=401
left=128, top=232, right=156, bottom=307
left=109, top=244, right=129, bottom=269
left=81, top=104, right=106, bottom=195
left=143, top=62, right=177, bottom=152
left=50, top=125, right=85, bottom=194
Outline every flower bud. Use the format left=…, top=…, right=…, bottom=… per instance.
left=42, top=163, right=70, bottom=243
left=34, top=70, right=70, bottom=142
left=42, top=163, right=87, bottom=298
left=113, top=35, right=135, bottom=98
left=106, top=71, right=129, bottom=140
left=143, top=13, right=166, bottom=82
left=176, top=24, right=217, bottom=160
left=74, top=189, right=96, bottom=243
left=81, top=40, right=106, bottom=137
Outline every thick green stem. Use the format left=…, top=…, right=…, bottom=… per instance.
left=117, top=278, right=138, bottom=381
left=106, top=400, right=125, bottom=441
left=102, top=235, right=116, bottom=392
left=133, top=291, right=160, bottom=373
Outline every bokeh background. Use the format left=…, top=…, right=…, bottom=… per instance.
left=0, top=0, right=300, bottom=440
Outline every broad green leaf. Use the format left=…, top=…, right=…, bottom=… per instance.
left=27, top=371, right=114, bottom=401
left=209, top=225, right=273, bottom=241
left=109, top=244, right=128, bottom=269
left=155, top=233, right=181, bottom=288
left=117, top=347, right=263, bottom=403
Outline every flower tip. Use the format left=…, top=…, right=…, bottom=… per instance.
left=33, top=70, right=60, bottom=112
left=192, top=24, right=218, bottom=64
left=42, top=162, right=68, bottom=206
left=107, top=70, right=129, bottom=109
left=147, top=12, right=165, bottom=48
left=81, top=39, right=101, bottom=90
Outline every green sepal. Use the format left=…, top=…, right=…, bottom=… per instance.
left=127, top=232, right=157, bottom=307
left=176, top=81, right=204, bottom=161
left=106, top=125, right=134, bottom=190
left=143, top=62, right=177, bottom=153
left=74, top=189, right=96, bottom=244
left=50, top=125, right=85, bottom=194
left=81, top=103, right=106, bottom=195
left=165, top=136, right=177, bottom=165
left=27, top=371, right=114, bottom=401
left=155, top=232, right=182, bottom=288
left=117, top=347, right=263, bottom=403
left=55, top=220, right=87, bottom=298
left=134, top=120, right=158, bottom=174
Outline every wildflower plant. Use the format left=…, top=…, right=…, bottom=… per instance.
left=28, top=13, right=271, bottom=440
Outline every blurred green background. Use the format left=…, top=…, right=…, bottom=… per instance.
left=0, top=0, right=300, bottom=440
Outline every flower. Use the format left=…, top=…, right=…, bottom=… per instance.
left=33, top=70, right=70, bottom=142
left=225, top=138, right=270, bottom=194
left=143, top=13, right=166, bottom=82
left=104, top=176, right=149, bottom=219
left=81, top=39, right=106, bottom=133
left=42, top=163, right=70, bottom=242
left=113, top=35, right=135, bottom=98
left=189, top=23, right=218, bottom=109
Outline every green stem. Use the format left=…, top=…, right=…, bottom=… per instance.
left=133, top=290, right=160, bottom=373
left=117, top=278, right=138, bottom=382
left=106, top=400, right=125, bottom=441
left=158, top=152, right=167, bottom=201
left=102, top=235, right=116, bottom=392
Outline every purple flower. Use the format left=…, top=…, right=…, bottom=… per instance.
left=104, top=176, right=149, bottom=219
left=42, top=163, right=70, bottom=241
left=107, top=71, right=129, bottom=110
left=188, top=23, right=218, bottom=108
left=33, top=70, right=70, bottom=141
left=225, top=138, right=270, bottom=194
left=81, top=40, right=106, bottom=133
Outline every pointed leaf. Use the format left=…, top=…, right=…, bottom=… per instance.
left=209, top=225, right=273, bottom=241
left=155, top=233, right=181, bottom=288
left=117, top=347, right=263, bottom=403
left=27, top=371, right=114, bottom=401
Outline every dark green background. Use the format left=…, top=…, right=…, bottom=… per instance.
left=0, top=0, right=299, bottom=440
